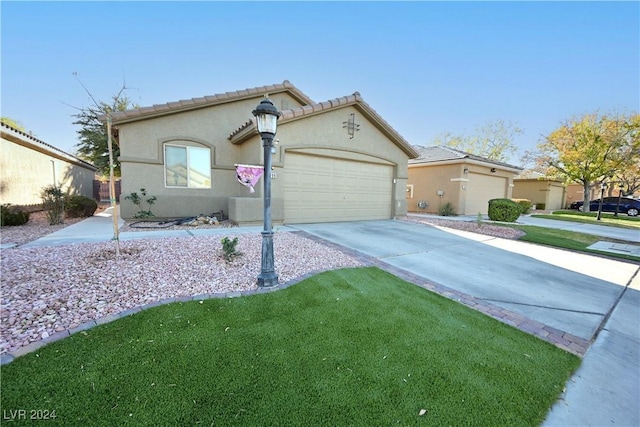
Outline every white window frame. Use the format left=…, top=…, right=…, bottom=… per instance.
left=164, top=144, right=211, bottom=189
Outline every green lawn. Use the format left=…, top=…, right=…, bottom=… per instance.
left=1, top=267, right=580, bottom=426
left=533, top=210, right=640, bottom=229
left=499, top=217, right=640, bottom=262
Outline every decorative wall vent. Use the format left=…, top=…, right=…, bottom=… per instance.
left=343, top=113, right=360, bottom=139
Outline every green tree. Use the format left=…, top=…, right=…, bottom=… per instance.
left=1, top=117, right=26, bottom=132
left=433, top=119, right=522, bottom=162
left=536, top=112, right=639, bottom=212
left=73, top=88, right=136, bottom=178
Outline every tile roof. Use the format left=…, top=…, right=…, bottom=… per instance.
left=229, top=92, right=419, bottom=158
left=1, top=122, right=97, bottom=170
left=106, top=80, right=315, bottom=124
left=410, top=145, right=522, bottom=171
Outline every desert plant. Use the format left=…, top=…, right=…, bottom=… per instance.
left=488, top=198, right=521, bottom=222
left=0, top=204, right=30, bottom=226
left=124, top=188, right=157, bottom=219
left=438, top=202, right=456, bottom=216
left=477, top=212, right=483, bottom=227
left=221, top=236, right=241, bottom=261
left=512, top=199, right=533, bottom=214
left=41, top=185, right=65, bottom=225
left=65, top=195, right=98, bottom=218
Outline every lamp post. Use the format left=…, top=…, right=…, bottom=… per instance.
left=614, top=183, right=624, bottom=217
left=252, top=98, right=280, bottom=287
left=596, top=181, right=606, bottom=221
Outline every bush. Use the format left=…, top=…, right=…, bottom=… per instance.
left=0, top=204, right=30, bottom=226
left=536, top=203, right=546, bottom=210
left=512, top=199, right=533, bottom=214
left=221, top=236, right=242, bottom=261
left=41, top=185, right=65, bottom=225
left=488, top=198, right=521, bottom=222
left=65, top=195, right=98, bottom=218
left=438, top=202, right=457, bottom=216
left=125, top=188, right=157, bottom=219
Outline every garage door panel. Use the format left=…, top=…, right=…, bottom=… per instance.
left=466, top=174, right=507, bottom=215
left=284, top=153, right=392, bottom=223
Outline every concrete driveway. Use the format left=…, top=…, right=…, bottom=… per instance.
left=290, top=219, right=640, bottom=426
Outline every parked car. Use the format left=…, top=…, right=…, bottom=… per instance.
left=569, top=197, right=640, bottom=216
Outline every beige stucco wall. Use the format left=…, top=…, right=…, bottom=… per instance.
left=513, top=179, right=566, bottom=210
left=116, top=94, right=412, bottom=222
left=407, top=163, right=465, bottom=214
left=1, top=135, right=96, bottom=208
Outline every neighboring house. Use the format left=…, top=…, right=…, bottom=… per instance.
left=513, top=172, right=566, bottom=210
left=407, top=146, right=522, bottom=215
left=107, top=80, right=419, bottom=223
left=0, top=122, right=97, bottom=208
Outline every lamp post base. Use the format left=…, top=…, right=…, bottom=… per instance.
left=257, top=231, right=278, bottom=288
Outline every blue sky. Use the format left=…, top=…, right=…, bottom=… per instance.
left=2, top=1, right=638, bottom=163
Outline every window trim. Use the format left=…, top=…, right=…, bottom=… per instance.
left=164, top=143, right=211, bottom=189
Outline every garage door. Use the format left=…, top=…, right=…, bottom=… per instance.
left=465, top=173, right=507, bottom=215
left=283, top=153, right=393, bottom=223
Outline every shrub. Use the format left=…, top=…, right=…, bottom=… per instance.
left=488, top=198, right=521, bottom=222
left=41, top=185, right=65, bottom=225
left=438, top=202, right=457, bottom=216
left=0, top=204, right=30, bottom=226
left=512, top=198, right=533, bottom=214
left=65, top=195, right=98, bottom=218
left=221, top=236, right=242, bottom=261
left=536, top=203, right=546, bottom=210
left=124, top=188, right=157, bottom=219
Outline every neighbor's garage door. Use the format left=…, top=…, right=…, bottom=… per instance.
left=283, top=153, right=392, bottom=223
left=465, top=173, right=507, bottom=215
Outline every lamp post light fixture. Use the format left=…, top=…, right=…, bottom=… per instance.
left=252, top=98, right=281, bottom=287
left=596, top=181, right=606, bottom=221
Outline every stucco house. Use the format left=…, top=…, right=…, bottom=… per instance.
left=107, top=80, right=419, bottom=223
left=512, top=172, right=566, bottom=211
left=407, top=146, right=522, bottom=215
left=0, top=122, right=97, bottom=208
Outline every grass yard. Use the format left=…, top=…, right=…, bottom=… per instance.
left=503, top=223, right=640, bottom=262
left=1, top=267, right=580, bottom=426
left=533, top=210, right=640, bottom=229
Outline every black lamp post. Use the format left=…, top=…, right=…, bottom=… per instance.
left=252, top=98, right=280, bottom=287
left=596, top=181, right=606, bottom=221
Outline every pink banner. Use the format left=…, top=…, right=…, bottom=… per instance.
left=236, top=164, right=264, bottom=193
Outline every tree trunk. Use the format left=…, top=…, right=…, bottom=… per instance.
left=583, top=181, right=591, bottom=212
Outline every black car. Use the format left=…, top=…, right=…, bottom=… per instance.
left=569, top=197, right=640, bottom=216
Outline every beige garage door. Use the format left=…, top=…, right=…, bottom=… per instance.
left=465, top=173, right=507, bottom=215
left=283, top=153, right=393, bottom=223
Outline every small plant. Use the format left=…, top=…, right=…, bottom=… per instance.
left=125, top=188, right=157, bottom=219
left=488, top=198, right=521, bottom=222
left=0, top=204, right=30, bottom=226
left=41, top=185, right=65, bottom=225
left=477, top=212, right=483, bottom=227
left=438, top=202, right=456, bottom=216
left=221, top=236, right=241, bottom=261
left=65, top=195, right=98, bottom=218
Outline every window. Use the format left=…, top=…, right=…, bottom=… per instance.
left=165, top=144, right=211, bottom=188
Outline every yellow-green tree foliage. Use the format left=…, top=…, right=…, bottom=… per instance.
left=537, top=112, right=639, bottom=211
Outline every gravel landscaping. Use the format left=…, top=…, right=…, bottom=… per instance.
left=1, top=211, right=522, bottom=355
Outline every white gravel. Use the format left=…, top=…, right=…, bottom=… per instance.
left=1, top=214, right=363, bottom=355
left=1, top=212, right=523, bottom=355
